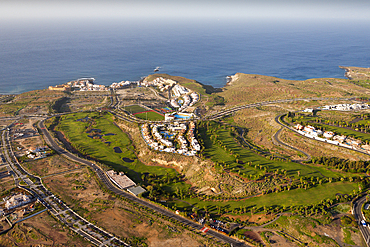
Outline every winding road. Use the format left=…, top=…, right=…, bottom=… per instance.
left=353, top=195, right=370, bottom=246
left=273, top=115, right=311, bottom=161
left=205, top=97, right=353, bottom=120
left=12, top=94, right=363, bottom=245
left=1, top=126, right=128, bottom=246
left=38, top=119, right=249, bottom=247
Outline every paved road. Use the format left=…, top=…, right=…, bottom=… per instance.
left=2, top=125, right=128, bottom=247
left=273, top=115, right=311, bottom=161
left=275, top=111, right=370, bottom=158
left=24, top=95, right=361, bottom=245
left=353, top=196, right=370, bottom=246
left=273, top=108, right=370, bottom=237
left=205, top=97, right=353, bottom=120
left=38, top=119, right=249, bottom=247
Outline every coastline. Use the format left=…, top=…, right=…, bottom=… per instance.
left=225, top=74, right=239, bottom=86
left=339, top=66, right=353, bottom=80
left=4, top=65, right=370, bottom=96
left=339, top=66, right=370, bottom=81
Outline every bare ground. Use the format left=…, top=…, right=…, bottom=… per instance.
left=224, top=213, right=275, bottom=225
left=0, top=210, right=92, bottom=246
left=42, top=167, right=210, bottom=246
left=23, top=155, right=81, bottom=177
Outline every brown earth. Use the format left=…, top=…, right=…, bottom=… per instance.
left=1, top=89, right=65, bottom=116
left=16, top=136, right=43, bottom=152
left=13, top=125, right=83, bottom=177
left=219, top=73, right=370, bottom=106
left=64, top=96, right=107, bottom=112
left=229, top=104, right=370, bottom=161
left=23, top=155, right=81, bottom=177
left=0, top=219, right=11, bottom=232
left=268, top=214, right=362, bottom=247
left=243, top=230, right=262, bottom=244
left=0, top=178, right=15, bottom=193
left=0, top=210, right=92, bottom=246
left=266, top=231, right=298, bottom=247
left=93, top=207, right=202, bottom=247
left=42, top=167, right=211, bottom=246
left=0, top=118, right=15, bottom=127
left=224, top=213, right=275, bottom=225
left=116, top=119, right=247, bottom=196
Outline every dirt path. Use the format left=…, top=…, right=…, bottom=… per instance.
left=41, top=167, right=83, bottom=178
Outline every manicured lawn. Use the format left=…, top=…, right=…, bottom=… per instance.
left=199, top=122, right=342, bottom=179
left=304, top=164, right=349, bottom=178
left=353, top=119, right=370, bottom=125
left=135, top=111, right=164, bottom=121
left=56, top=114, right=358, bottom=215
left=56, top=112, right=181, bottom=188
left=124, top=105, right=148, bottom=114
left=177, top=181, right=359, bottom=213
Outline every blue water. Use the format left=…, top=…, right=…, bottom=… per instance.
left=160, top=131, right=174, bottom=139
left=0, top=19, right=370, bottom=94
left=174, top=114, right=191, bottom=120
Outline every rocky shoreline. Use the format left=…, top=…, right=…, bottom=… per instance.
left=339, top=66, right=353, bottom=80
left=339, top=66, right=370, bottom=81
left=225, top=74, right=239, bottom=86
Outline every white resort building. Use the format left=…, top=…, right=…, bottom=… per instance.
left=141, top=121, right=201, bottom=156
left=5, top=194, right=32, bottom=210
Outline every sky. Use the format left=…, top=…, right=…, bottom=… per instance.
left=1, top=0, right=370, bottom=22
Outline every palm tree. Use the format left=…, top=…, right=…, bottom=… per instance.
left=203, top=205, right=208, bottom=215
left=251, top=206, right=256, bottom=216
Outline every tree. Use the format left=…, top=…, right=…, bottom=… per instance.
left=251, top=206, right=256, bottom=216
left=192, top=207, right=198, bottom=215
left=203, top=205, right=208, bottom=215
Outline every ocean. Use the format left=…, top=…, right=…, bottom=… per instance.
left=0, top=19, right=369, bottom=94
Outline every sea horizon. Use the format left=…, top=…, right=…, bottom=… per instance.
left=1, top=18, right=370, bottom=94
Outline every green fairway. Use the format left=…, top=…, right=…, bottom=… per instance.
left=55, top=113, right=358, bottom=217
left=55, top=112, right=182, bottom=189
left=135, top=111, right=164, bottom=121
left=176, top=181, right=358, bottom=213
left=199, top=121, right=343, bottom=179
left=304, top=164, right=349, bottom=178
left=356, top=118, right=370, bottom=126
left=124, top=105, right=148, bottom=114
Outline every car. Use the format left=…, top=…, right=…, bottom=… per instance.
left=361, top=220, right=367, bottom=227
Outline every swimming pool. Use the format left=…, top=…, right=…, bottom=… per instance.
left=160, top=131, right=174, bottom=138
left=174, top=113, right=192, bottom=120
